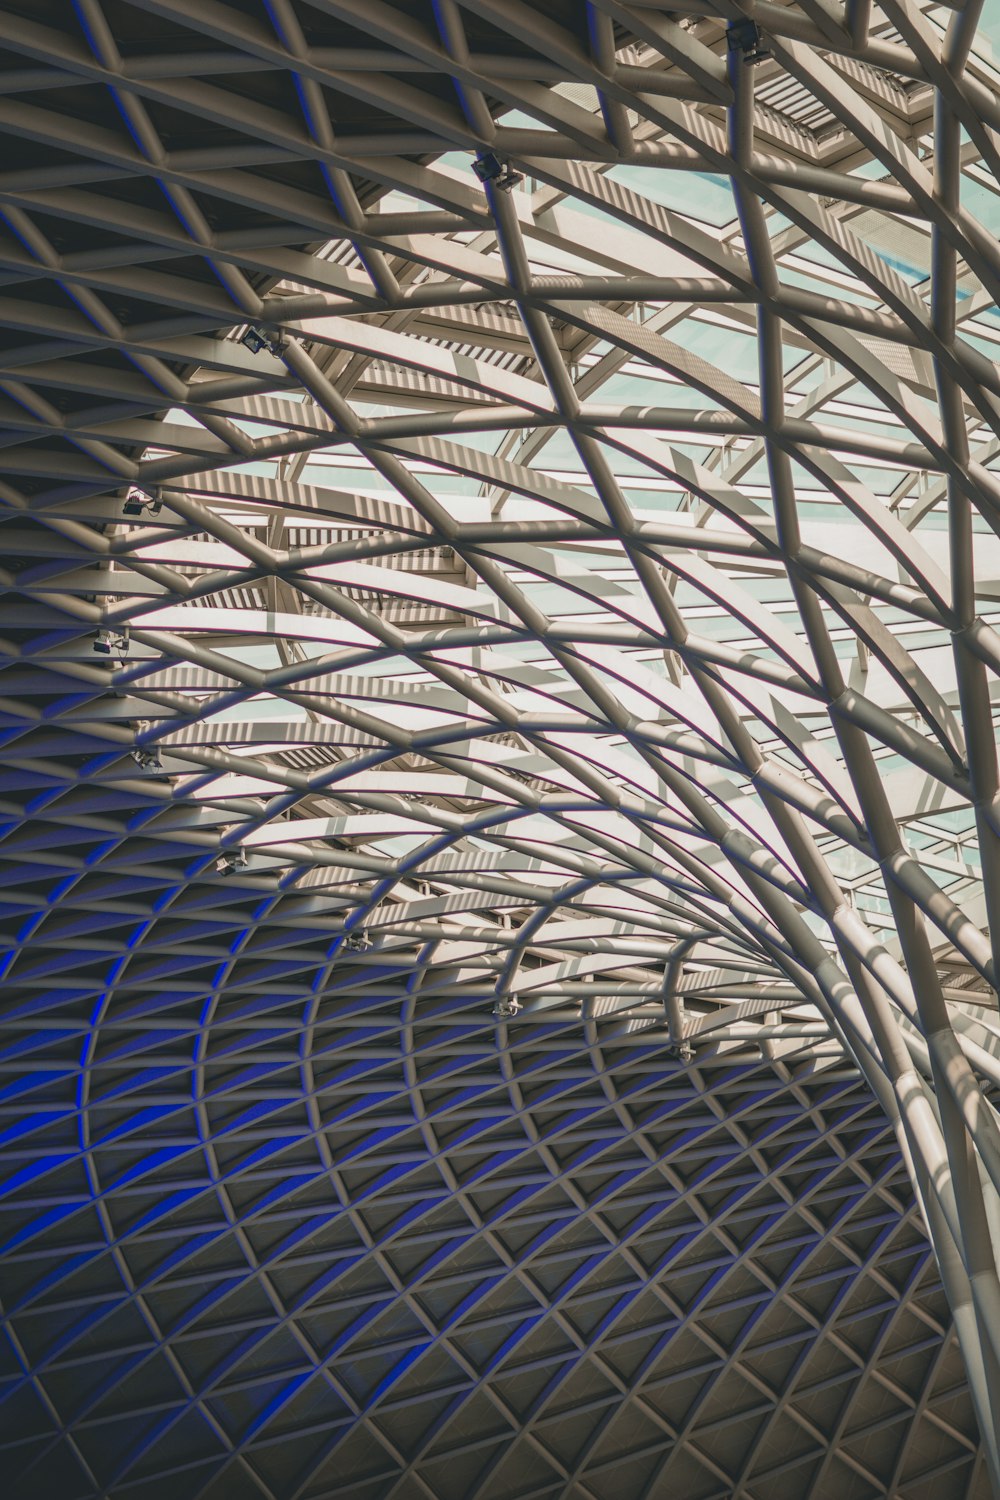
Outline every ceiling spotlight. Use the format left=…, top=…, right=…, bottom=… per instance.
left=129, top=746, right=162, bottom=772
left=123, top=485, right=162, bottom=517
left=493, top=996, right=520, bottom=1018
left=727, top=18, right=771, bottom=64
left=240, top=325, right=269, bottom=355
left=240, top=325, right=285, bottom=356
left=341, top=930, right=371, bottom=953
left=472, top=152, right=523, bottom=192
left=94, top=627, right=129, bottom=657
left=667, top=1042, right=694, bottom=1062
left=215, top=847, right=248, bottom=876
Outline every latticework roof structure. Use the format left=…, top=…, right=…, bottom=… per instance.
left=3, top=1, right=1000, bottom=1496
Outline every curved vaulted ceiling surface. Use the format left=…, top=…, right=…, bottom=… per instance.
left=2, top=0, right=1000, bottom=1496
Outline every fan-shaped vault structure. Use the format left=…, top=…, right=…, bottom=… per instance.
left=3, top=1, right=1000, bottom=1497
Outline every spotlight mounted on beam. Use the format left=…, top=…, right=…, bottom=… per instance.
left=129, top=746, right=162, bottom=772
left=727, top=18, right=771, bottom=64
left=94, top=626, right=129, bottom=658
left=215, top=847, right=248, bottom=876
left=472, top=151, right=523, bottom=193
left=341, top=930, right=371, bottom=953
left=240, top=325, right=286, bottom=356
left=123, top=485, right=162, bottom=517
left=493, top=996, right=520, bottom=1019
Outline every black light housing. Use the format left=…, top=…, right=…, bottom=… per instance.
left=94, top=627, right=129, bottom=657
left=123, top=485, right=162, bottom=517
left=727, top=18, right=771, bottom=63
left=472, top=152, right=523, bottom=192
left=130, top=746, right=162, bottom=772
left=215, top=847, right=248, bottom=876
left=240, top=326, right=285, bottom=356
left=240, top=326, right=269, bottom=354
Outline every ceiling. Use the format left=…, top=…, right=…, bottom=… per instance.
left=1, top=1, right=1000, bottom=1496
